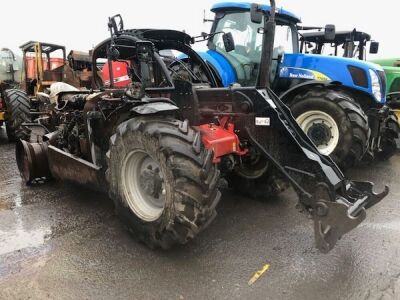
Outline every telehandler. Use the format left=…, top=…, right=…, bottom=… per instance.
left=16, top=2, right=387, bottom=253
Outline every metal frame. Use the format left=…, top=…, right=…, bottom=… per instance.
left=20, top=41, right=67, bottom=95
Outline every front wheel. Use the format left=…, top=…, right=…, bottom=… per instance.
left=375, top=112, right=400, bottom=160
left=107, top=117, right=221, bottom=249
left=290, top=89, right=370, bottom=169
left=3, top=89, right=31, bottom=142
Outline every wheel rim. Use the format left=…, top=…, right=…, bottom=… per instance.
left=235, top=149, right=269, bottom=179
left=121, top=150, right=166, bottom=222
left=296, top=110, right=340, bottom=155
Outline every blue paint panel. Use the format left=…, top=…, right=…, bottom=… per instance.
left=196, top=50, right=237, bottom=86
left=211, top=2, right=301, bottom=23
left=280, top=54, right=386, bottom=103
left=204, top=50, right=386, bottom=103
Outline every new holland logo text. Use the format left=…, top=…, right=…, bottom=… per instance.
left=280, top=67, right=331, bottom=81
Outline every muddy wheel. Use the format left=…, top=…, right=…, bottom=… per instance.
left=226, top=150, right=289, bottom=200
left=375, top=112, right=400, bottom=160
left=3, top=89, right=31, bottom=142
left=107, top=117, right=221, bottom=249
left=228, top=170, right=289, bottom=200
left=290, top=89, right=370, bottom=169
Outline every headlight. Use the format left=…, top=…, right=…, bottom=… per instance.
left=369, top=69, right=382, bottom=101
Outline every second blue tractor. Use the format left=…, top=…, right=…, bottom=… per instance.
left=194, top=2, right=399, bottom=168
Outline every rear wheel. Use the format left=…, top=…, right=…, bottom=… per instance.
left=107, top=117, right=221, bottom=249
left=227, top=170, right=289, bottom=200
left=290, top=89, right=370, bottom=169
left=226, top=150, right=289, bottom=200
left=4, top=89, right=31, bottom=142
left=375, top=112, right=400, bottom=160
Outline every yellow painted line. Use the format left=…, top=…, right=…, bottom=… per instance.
left=0, top=112, right=5, bottom=121
left=248, top=263, right=270, bottom=286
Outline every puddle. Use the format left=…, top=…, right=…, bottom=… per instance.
left=0, top=184, right=52, bottom=256
left=0, top=228, right=51, bottom=256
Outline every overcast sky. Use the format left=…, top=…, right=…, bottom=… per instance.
left=1, top=0, right=397, bottom=59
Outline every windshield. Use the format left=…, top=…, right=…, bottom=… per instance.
left=317, top=43, right=362, bottom=58
left=210, top=11, right=295, bottom=86
left=300, top=36, right=368, bottom=60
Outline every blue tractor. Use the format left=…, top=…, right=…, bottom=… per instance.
left=195, top=2, right=399, bottom=168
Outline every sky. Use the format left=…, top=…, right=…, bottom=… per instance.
left=0, top=0, right=397, bottom=59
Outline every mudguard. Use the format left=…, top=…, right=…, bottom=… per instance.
left=131, top=101, right=179, bottom=115
left=279, top=80, right=340, bottom=102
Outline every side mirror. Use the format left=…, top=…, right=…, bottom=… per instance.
left=203, top=9, right=214, bottom=23
left=223, top=32, right=235, bottom=52
left=369, top=41, right=379, bottom=54
left=250, top=3, right=263, bottom=24
left=108, top=14, right=124, bottom=35
left=324, top=24, right=336, bottom=41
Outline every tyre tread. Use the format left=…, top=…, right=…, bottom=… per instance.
left=108, top=116, right=221, bottom=249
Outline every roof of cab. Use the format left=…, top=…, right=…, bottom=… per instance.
left=211, top=2, right=301, bottom=23
left=300, top=30, right=371, bottom=44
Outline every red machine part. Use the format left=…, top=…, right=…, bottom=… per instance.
left=25, top=57, right=64, bottom=80
left=197, top=117, right=248, bottom=163
left=102, top=61, right=132, bottom=88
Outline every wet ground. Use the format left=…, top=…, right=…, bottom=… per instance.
left=0, top=126, right=399, bottom=300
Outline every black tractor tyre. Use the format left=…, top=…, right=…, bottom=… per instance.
left=3, top=89, right=31, bottom=142
left=375, top=112, right=400, bottom=161
left=227, top=169, right=290, bottom=200
left=290, top=89, right=370, bottom=169
left=107, top=117, right=221, bottom=249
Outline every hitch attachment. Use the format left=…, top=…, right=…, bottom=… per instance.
left=242, top=89, right=389, bottom=253
left=311, top=181, right=388, bottom=253
left=313, top=200, right=366, bottom=254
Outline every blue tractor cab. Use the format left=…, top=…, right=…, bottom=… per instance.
left=196, top=2, right=399, bottom=167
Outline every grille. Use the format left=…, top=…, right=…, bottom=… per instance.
left=348, top=66, right=368, bottom=88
